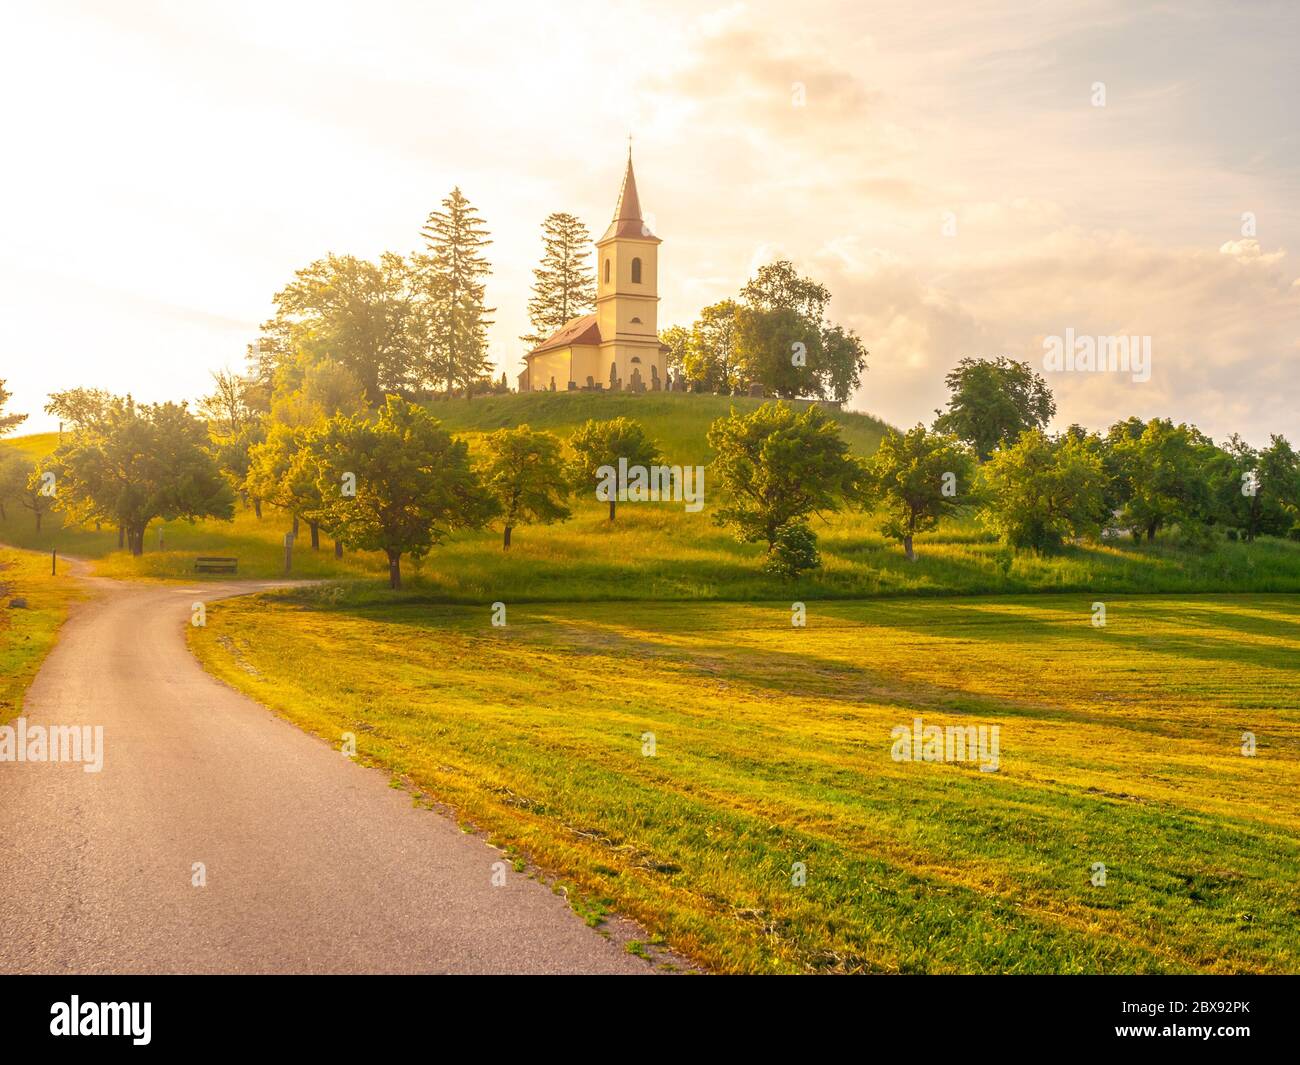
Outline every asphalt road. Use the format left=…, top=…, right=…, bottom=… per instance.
left=0, top=567, right=650, bottom=974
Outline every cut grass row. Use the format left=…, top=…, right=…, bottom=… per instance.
left=190, top=590, right=1300, bottom=974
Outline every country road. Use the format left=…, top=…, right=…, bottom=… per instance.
left=0, top=565, right=652, bottom=974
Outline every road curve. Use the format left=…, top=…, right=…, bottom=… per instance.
left=0, top=566, right=651, bottom=974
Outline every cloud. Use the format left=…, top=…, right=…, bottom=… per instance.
left=821, top=228, right=1300, bottom=444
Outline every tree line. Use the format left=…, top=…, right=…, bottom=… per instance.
left=868, top=357, right=1300, bottom=562
left=3, top=357, right=1297, bottom=586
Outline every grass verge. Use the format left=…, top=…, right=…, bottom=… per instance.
left=0, top=546, right=83, bottom=724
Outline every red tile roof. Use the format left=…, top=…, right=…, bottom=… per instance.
left=527, top=314, right=602, bottom=356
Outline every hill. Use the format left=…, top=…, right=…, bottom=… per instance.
left=4, top=396, right=1300, bottom=599
left=425, top=391, right=889, bottom=459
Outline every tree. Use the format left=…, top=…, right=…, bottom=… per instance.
left=45, top=397, right=234, bottom=555
left=659, top=323, right=690, bottom=381
left=742, top=260, right=831, bottom=323
left=478, top=425, right=571, bottom=549
left=679, top=299, right=742, bottom=393
left=252, top=253, right=416, bottom=402
left=0, top=452, right=27, bottom=520
left=820, top=322, right=870, bottom=404
left=732, top=305, right=823, bottom=399
left=310, top=395, right=493, bottom=588
left=521, top=213, right=595, bottom=349
left=1208, top=433, right=1300, bottom=541
left=719, top=261, right=867, bottom=400
left=200, top=370, right=265, bottom=512
left=44, top=387, right=113, bottom=433
left=268, top=353, right=368, bottom=427
left=868, top=425, right=975, bottom=560
left=1107, top=418, right=1215, bottom=542
left=568, top=417, right=661, bottom=522
left=707, top=402, right=860, bottom=561
left=21, top=466, right=54, bottom=531
left=979, top=429, right=1109, bottom=551
left=415, top=187, right=495, bottom=398
left=245, top=422, right=326, bottom=547
left=199, top=370, right=259, bottom=438
left=1256, top=435, right=1300, bottom=537
left=934, top=357, right=1056, bottom=460
left=0, top=380, right=27, bottom=436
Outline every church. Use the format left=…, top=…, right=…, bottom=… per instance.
left=518, top=150, right=668, bottom=392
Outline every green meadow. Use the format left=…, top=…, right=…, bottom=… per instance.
left=4, top=395, right=1300, bottom=599
left=191, top=590, right=1300, bottom=973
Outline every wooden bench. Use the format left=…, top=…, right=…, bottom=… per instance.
left=194, top=556, right=238, bottom=574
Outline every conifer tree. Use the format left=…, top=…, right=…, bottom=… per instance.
left=521, top=212, right=595, bottom=349
left=417, top=187, right=495, bottom=398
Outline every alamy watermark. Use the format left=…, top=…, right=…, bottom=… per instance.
left=1042, top=328, right=1151, bottom=383
left=891, top=716, right=1000, bottom=773
left=0, top=718, right=104, bottom=772
left=596, top=459, right=705, bottom=513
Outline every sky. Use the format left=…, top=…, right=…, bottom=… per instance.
left=1, top=0, right=1296, bottom=442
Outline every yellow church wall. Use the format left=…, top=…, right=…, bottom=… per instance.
left=569, top=345, right=604, bottom=387
left=526, top=348, right=572, bottom=391
left=602, top=341, right=666, bottom=388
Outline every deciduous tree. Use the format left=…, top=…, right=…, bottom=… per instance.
left=934, top=357, right=1056, bottom=461
left=45, top=397, right=234, bottom=555
left=568, top=417, right=661, bottom=522
left=979, top=429, right=1108, bottom=551
left=310, top=396, right=493, bottom=588
left=707, top=402, right=860, bottom=560
left=868, top=425, right=975, bottom=560
left=479, top=425, right=570, bottom=549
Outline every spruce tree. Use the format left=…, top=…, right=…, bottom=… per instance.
left=417, top=187, right=495, bottom=398
left=521, top=212, right=595, bottom=349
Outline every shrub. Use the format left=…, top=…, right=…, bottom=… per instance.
left=763, top=522, right=821, bottom=579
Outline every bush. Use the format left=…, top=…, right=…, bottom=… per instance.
left=764, top=523, right=821, bottom=579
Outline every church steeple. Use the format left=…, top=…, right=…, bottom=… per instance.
left=595, top=146, right=661, bottom=368
left=601, top=148, right=657, bottom=242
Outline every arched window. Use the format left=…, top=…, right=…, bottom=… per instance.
left=631, top=257, right=642, bottom=284
left=630, top=356, right=642, bottom=364
left=630, top=316, right=642, bottom=324
left=604, top=259, right=611, bottom=284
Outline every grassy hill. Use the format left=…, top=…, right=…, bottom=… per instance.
left=4, top=395, right=1300, bottom=598
left=427, top=391, right=889, bottom=460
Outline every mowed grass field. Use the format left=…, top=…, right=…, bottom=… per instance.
left=191, top=590, right=1300, bottom=973
left=0, top=547, right=83, bottom=725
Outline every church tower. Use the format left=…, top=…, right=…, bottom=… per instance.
left=518, top=147, right=667, bottom=392
left=596, top=148, right=664, bottom=387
